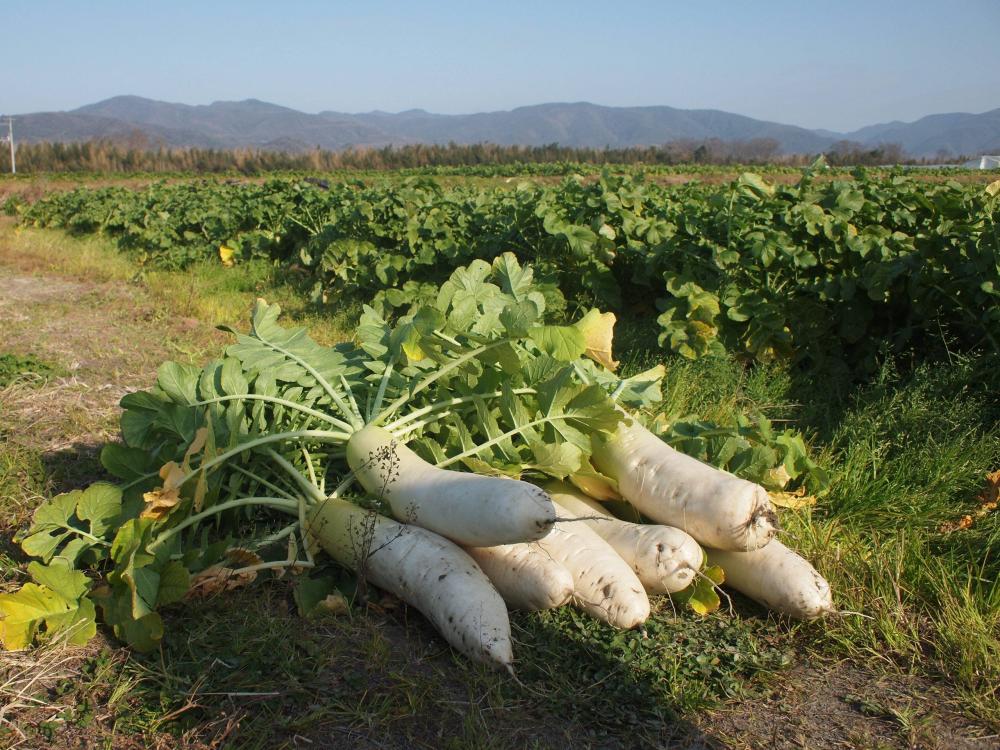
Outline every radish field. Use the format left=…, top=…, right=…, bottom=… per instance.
left=12, top=164, right=1000, bottom=370
left=1, top=164, right=998, bottom=749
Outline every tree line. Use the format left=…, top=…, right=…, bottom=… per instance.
left=0, top=135, right=944, bottom=174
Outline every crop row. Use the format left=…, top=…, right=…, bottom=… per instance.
left=15, top=165, right=1000, bottom=372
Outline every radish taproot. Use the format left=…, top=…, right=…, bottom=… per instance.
left=306, top=497, right=514, bottom=669
left=707, top=540, right=834, bottom=620
left=346, top=425, right=556, bottom=547
left=465, top=543, right=574, bottom=611
left=591, top=419, right=778, bottom=551
left=535, top=508, right=650, bottom=628
left=546, top=482, right=702, bottom=594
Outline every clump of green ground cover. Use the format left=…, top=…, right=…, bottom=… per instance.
left=0, top=352, right=62, bottom=388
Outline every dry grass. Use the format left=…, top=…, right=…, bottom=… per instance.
left=2, top=376, right=123, bottom=451
left=0, top=637, right=99, bottom=744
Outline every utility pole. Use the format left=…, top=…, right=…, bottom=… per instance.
left=7, top=118, right=14, bottom=174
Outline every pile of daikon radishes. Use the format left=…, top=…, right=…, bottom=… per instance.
left=1, top=255, right=833, bottom=669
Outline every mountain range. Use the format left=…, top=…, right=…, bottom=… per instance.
left=9, top=96, right=1000, bottom=157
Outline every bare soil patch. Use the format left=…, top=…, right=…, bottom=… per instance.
left=0, top=269, right=224, bottom=454
left=702, top=660, right=996, bottom=749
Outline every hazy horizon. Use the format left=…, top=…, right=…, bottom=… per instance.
left=4, top=0, right=999, bottom=132
left=11, top=94, right=1000, bottom=138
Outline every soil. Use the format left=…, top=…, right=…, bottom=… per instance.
left=0, top=271, right=224, bottom=455
left=1, top=241, right=997, bottom=750
left=701, top=660, right=996, bottom=749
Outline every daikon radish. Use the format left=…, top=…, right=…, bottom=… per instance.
left=708, top=540, right=834, bottom=620
left=306, top=497, right=514, bottom=669
left=536, top=506, right=650, bottom=629
left=346, top=425, right=556, bottom=546
left=465, top=543, right=574, bottom=611
left=546, top=482, right=702, bottom=594
left=591, top=419, right=778, bottom=551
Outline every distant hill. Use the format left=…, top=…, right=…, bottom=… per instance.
left=320, top=102, right=834, bottom=153
left=842, top=109, right=1000, bottom=157
left=72, top=96, right=400, bottom=150
left=8, top=96, right=1000, bottom=157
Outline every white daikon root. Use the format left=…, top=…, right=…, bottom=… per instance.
left=547, top=482, right=703, bottom=593
left=536, top=507, right=650, bottom=629
left=346, top=425, right=556, bottom=546
left=708, top=540, right=834, bottom=620
left=591, top=419, right=778, bottom=550
left=465, top=543, right=574, bottom=611
left=307, top=497, right=514, bottom=669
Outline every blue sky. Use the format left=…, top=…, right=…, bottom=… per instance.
left=3, top=1, right=998, bottom=132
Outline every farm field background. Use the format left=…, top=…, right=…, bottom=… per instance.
left=1, top=163, right=999, bottom=749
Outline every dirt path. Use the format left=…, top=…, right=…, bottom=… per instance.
left=703, top=661, right=995, bottom=749
left=1, top=248, right=995, bottom=749
left=0, top=270, right=223, bottom=513
left=0, top=273, right=222, bottom=430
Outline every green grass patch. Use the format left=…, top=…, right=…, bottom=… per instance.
left=140, top=256, right=362, bottom=346
left=508, top=604, right=791, bottom=724
left=796, top=355, right=1000, bottom=722
left=0, top=352, right=63, bottom=388
left=0, top=441, right=47, bottom=547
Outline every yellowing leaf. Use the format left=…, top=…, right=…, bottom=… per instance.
left=0, top=578, right=95, bottom=650
left=187, top=427, right=208, bottom=458
left=679, top=565, right=725, bottom=616
left=939, top=515, right=974, bottom=533
left=181, top=427, right=208, bottom=474
left=689, top=320, right=718, bottom=338
left=225, top=548, right=263, bottom=567
left=575, top=308, right=619, bottom=371
left=767, top=465, right=792, bottom=490
left=770, top=488, right=817, bottom=509
left=28, top=559, right=89, bottom=601
left=219, top=245, right=236, bottom=267
left=140, top=487, right=181, bottom=520
left=193, top=472, right=208, bottom=513
left=143, top=433, right=211, bottom=518
left=190, top=423, right=217, bottom=511
left=159, top=461, right=186, bottom=491
left=186, top=565, right=257, bottom=598
left=985, top=180, right=1000, bottom=198
left=317, top=591, right=349, bottom=616
left=940, top=469, right=1000, bottom=533
left=186, top=548, right=263, bottom=598
left=0, top=583, right=72, bottom=649
left=401, top=337, right=428, bottom=363
left=140, top=461, right=186, bottom=519
left=980, top=469, right=1000, bottom=506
